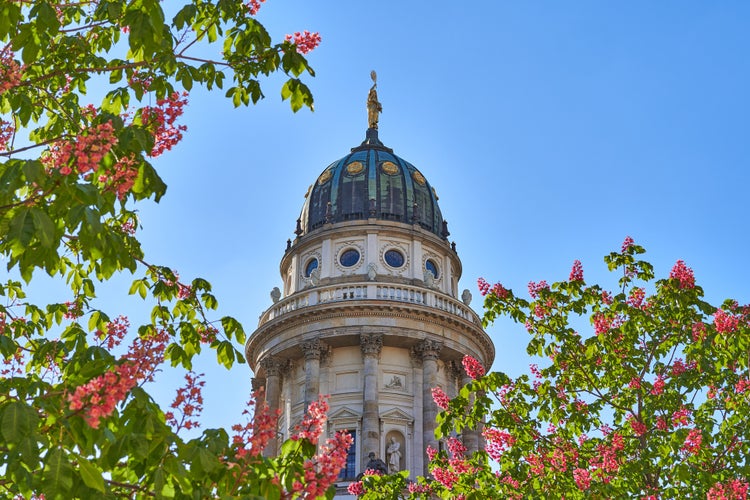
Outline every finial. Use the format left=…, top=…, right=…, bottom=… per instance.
left=367, top=70, right=382, bottom=130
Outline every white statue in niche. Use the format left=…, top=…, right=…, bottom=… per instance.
left=387, top=437, right=401, bottom=473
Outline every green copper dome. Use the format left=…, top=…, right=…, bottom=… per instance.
left=297, top=129, right=447, bottom=239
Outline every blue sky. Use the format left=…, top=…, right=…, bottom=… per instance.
left=104, top=1, right=750, bottom=433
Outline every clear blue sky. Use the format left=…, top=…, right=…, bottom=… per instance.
left=106, top=1, right=750, bottom=433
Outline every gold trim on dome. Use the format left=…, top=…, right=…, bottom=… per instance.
left=412, top=170, right=426, bottom=185
left=346, top=161, right=364, bottom=175
left=381, top=161, right=399, bottom=175
left=317, top=169, right=332, bottom=185
left=432, top=187, right=439, bottom=200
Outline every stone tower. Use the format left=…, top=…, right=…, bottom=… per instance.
left=245, top=86, right=494, bottom=483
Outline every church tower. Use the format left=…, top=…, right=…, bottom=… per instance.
left=245, top=76, right=494, bottom=483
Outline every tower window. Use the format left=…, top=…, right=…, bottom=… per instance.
left=304, top=258, right=319, bottom=277
left=384, top=249, right=405, bottom=268
left=338, top=430, right=357, bottom=480
left=425, top=259, right=439, bottom=279
left=339, top=249, right=360, bottom=267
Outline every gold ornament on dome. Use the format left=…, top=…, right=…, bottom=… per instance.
left=412, top=170, right=426, bottom=185
left=317, top=169, right=332, bottom=185
left=432, top=187, right=439, bottom=200
left=381, top=161, right=399, bottom=175
left=346, top=161, right=364, bottom=175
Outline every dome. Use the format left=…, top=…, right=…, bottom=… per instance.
left=297, top=129, right=448, bottom=239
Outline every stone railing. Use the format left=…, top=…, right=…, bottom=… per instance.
left=258, top=282, right=481, bottom=327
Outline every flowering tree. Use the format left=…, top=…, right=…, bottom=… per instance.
left=357, top=238, right=750, bottom=499
left=0, top=0, right=347, bottom=498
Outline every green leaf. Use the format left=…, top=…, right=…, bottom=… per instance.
left=1, top=401, right=38, bottom=443
left=44, top=448, right=74, bottom=495
left=30, top=207, right=56, bottom=248
left=77, top=456, right=106, bottom=493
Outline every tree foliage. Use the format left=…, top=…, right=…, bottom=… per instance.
left=358, top=239, right=750, bottom=499
left=0, top=0, right=343, bottom=498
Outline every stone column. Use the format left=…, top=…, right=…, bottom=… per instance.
left=260, top=356, right=285, bottom=457
left=460, top=369, right=480, bottom=454
left=360, top=333, right=383, bottom=465
left=300, top=337, right=327, bottom=409
left=415, top=339, right=442, bottom=475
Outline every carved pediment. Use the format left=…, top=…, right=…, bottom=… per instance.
left=380, top=407, right=414, bottom=425
left=329, top=406, right=362, bottom=423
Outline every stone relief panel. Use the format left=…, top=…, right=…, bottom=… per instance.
left=383, top=372, right=407, bottom=392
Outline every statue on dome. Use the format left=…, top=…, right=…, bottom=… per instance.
left=367, top=70, right=382, bottom=129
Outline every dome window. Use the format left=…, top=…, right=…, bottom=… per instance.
left=425, top=259, right=439, bottom=279
left=339, top=249, right=361, bottom=268
left=304, top=258, right=319, bottom=277
left=384, top=249, right=405, bottom=268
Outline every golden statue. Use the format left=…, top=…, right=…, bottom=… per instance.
left=367, top=70, right=382, bottom=129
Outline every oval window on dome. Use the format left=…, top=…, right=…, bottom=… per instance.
left=425, top=259, right=439, bottom=279
left=304, top=258, right=319, bottom=277
left=384, top=249, right=405, bottom=268
left=339, top=249, right=360, bottom=268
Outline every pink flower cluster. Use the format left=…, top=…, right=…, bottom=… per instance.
left=627, top=414, right=647, bottom=437
left=0, top=47, right=22, bottom=94
left=715, top=308, right=740, bottom=334
left=569, top=259, right=584, bottom=282
left=462, top=354, right=485, bottom=380
left=165, top=371, right=205, bottom=431
left=46, top=120, right=117, bottom=176
left=292, top=395, right=328, bottom=445
left=99, top=154, right=139, bottom=200
left=231, top=390, right=278, bottom=458
left=528, top=280, right=549, bottom=299
left=621, top=236, right=634, bottom=253
left=96, top=315, right=130, bottom=350
left=141, top=92, right=188, bottom=157
left=285, top=31, right=322, bottom=54
left=347, top=481, right=364, bottom=495
left=482, top=428, right=515, bottom=460
left=669, top=260, right=695, bottom=289
left=572, top=467, right=591, bottom=490
left=707, top=479, right=749, bottom=500
left=0, top=120, right=13, bottom=151
left=682, top=428, right=702, bottom=455
left=593, top=313, right=613, bottom=335
left=627, top=287, right=646, bottom=308
left=431, top=387, right=450, bottom=410
left=245, top=0, right=265, bottom=15
left=67, top=329, right=168, bottom=428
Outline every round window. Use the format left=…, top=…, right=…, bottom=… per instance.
left=384, top=249, right=405, bottom=268
left=304, top=258, right=319, bottom=277
left=425, top=259, right=439, bottom=279
left=339, top=249, right=361, bottom=267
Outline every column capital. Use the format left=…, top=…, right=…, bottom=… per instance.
left=300, top=337, right=329, bottom=361
left=360, top=333, right=383, bottom=357
left=260, top=356, right=286, bottom=377
left=414, top=339, right=443, bottom=361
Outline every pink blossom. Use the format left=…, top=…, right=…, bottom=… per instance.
left=483, top=428, right=515, bottom=460
left=431, top=387, right=450, bottom=410
left=528, top=280, right=549, bottom=299
left=426, top=445, right=438, bottom=461
left=347, top=481, right=364, bottom=496
left=715, top=308, right=740, bottom=334
left=682, top=428, right=702, bottom=455
left=0, top=120, right=13, bottom=151
left=462, top=354, right=485, bottom=380
left=627, top=287, right=646, bottom=308
left=621, top=236, right=634, bottom=253
left=628, top=377, right=641, bottom=389
left=285, top=31, right=322, bottom=54
left=651, top=375, right=665, bottom=395
left=245, top=0, right=265, bottom=15
left=671, top=407, right=691, bottom=427
left=669, top=260, right=695, bottom=289
left=141, top=92, right=188, bottom=157
left=593, top=313, right=613, bottom=335
left=432, top=466, right=459, bottom=489
left=569, top=259, right=584, bottom=282
left=573, top=468, right=591, bottom=490
left=707, top=479, right=749, bottom=500
left=477, top=277, right=490, bottom=296
left=627, top=414, right=647, bottom=436
left=0, top=47, right=22, bottom=94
